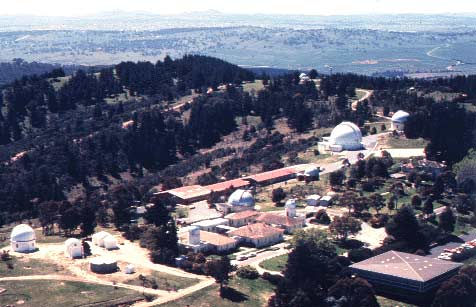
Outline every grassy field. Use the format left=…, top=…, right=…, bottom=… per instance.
left=161, top=276, right=274, bottom=307
left=377, top=296, right=418, bottom=307
left=386, top=137, right=428, bottom=149
left=0, top=256, right=64, bottom=277
left=125, top=271, right=199, bottom=291
left=0, top=280, right=143, bottom=307
left=242, top=80, right=265, bottom=94
left=259, top=254, right=288, bottom=272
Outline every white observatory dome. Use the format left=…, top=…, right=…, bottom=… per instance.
left=391, top=110, right=410, bottom=123
left=328, top=122, right=362, bottom=150
left=285, top=199, right=297, bottom=209
left=228, top=189, right=255, bottom=207
left=11, top=224, right=35, bottom=242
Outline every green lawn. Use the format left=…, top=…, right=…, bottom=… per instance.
left=0, top=280, right=144, bottom=307
left=242, top=80, right=265, bottom=94
left=0, top=256, right=64, bottom=277
left=125, top=271, right=199, bottom=290
left=377, top=296, right=418, bottom=307
left=386, top=137, right=428, bottom=149
left=161, top=276, right=274, bottom=307
left=259, top=254, right=288, bottom=272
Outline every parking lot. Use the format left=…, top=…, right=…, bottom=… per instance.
left=428, top=231, right=476, bottom=260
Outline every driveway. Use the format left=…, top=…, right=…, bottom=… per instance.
left=428, top=231, right=476, bottom=257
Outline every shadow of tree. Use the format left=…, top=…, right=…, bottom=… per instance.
left=220, top=286, right=249, bottom=302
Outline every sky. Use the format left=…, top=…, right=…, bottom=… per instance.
left=2, top=0, right=476, bottom=16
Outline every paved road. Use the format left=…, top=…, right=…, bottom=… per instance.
left=428, top=231, right=476, bottom=257
left=319, top=132, right=386, bottom=176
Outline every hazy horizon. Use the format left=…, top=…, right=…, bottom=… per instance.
left=2, top=0, right=476, bottom=17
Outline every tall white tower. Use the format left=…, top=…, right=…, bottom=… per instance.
left=285, top=199, right=297, bottom=218
left=189, top=226, right=201, bottom=245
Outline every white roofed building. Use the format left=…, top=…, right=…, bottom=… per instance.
left=391, top=110, right=410, bottom=132
left=318, top=122, right=363, bottom=152
left=11, top=224, right=36, bottom=253
left=217, top=189, right=255, bottom=214
left=65, top=238, right=84, bottom=259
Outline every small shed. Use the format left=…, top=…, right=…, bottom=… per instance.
left=104, top=235, right=118, bottom=250
left=320, top=195, right=333, bottom=206
left=64, top=238, right=84, bottom=259
left=125, top=264, right=135, bottom=274
left=306, top=195, right=321, bottom=206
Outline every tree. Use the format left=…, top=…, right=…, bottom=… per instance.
left=329, top=170, right=345, bottom=187
left=326, top=277, right=379, bottom=307
left=144, top=201, right=171, bottom=227
left=205, top=255, right=233, bottom=296
left=423, top=198, right=434, bottom=216
left=339, top=191, right=359, bottom=214
left=432, top=274, right=476, bottom=307
left=369, top=194, right=385, bottom=215
left=272, top=188, right=287, bottom=205
left=236, top=265, right=260, bottom=279
left=329, top=214, right=362, bottom=242
left=439, top=207, right=456, bottom=233
left=308, top=69, right=318, bottom=79
left=411, top=195, right=422, bottom=209
left=314, top=209, right=331, bottom=225
left=80, top=203, right=97, bottom=236
left=385, top=205, right=422, bottom=246
left=269, top=229, right=338, bottom=307
left=58, top=201, right=81, bottom=236
left=110, top=184, right=139, bottom=228
left=387, top=195, right=396, bottom=212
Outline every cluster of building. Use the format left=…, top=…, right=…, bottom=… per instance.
left=178, top=193, right=306, bottom=253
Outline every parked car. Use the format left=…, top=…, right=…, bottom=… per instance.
left=237, top=255, right=248, bottom=261
left=248, top=253, right=257, bottom=258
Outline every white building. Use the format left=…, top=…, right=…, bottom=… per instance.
left=178, top=226, right=237, bottom=253
left=217, top=189, right=255, bottom=214
left=318, top=122, right=363, bottom=152
left=125, top=264, right=136, bottom=274
left=228, top=223, right=284, bottom=248
left=90, top=257, right=118, bottom=274
left=103, top=236, right=118, bottom=250
left=306, top=194, right=321, bottom=206
left=391, top=110, right=410, bottom=132
left=192, top=218, right=229, bottom=232
left=10, top=224, right=36, bottom=253
left=285, top=199, right=297, bottom=218
left=65, top=238, right=84, bottom=259
left=298, top=165, right=320, bottom=181
left=92, top=231, right=117, bottom=249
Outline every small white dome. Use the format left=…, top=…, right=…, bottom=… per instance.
left=329, top=122, right=362, bottom=148
left=391, top=110, right=410, bottom=123
left=228, top=189, right=255, bottom=207
left=285, top=199, right=297, bottom=209
left=11, top=224, right=35, bottom=242
left=299, top=73, right=308, bottom=79
left=304, top=166, right=320, bottom=177
left=65, top=238, right=81, bottom=248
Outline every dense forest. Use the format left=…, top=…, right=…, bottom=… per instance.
left=0, top=54, right=475, bottom=225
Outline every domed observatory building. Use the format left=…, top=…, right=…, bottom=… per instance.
left=391, top=110, right=410, bottom=132
left=65, top=238, right=84, bottom=259
left=228, top=189, right=255, bottom=212
left=318, top=122, right=363, bottom=152
left=11, top=224, right=36, bottom=253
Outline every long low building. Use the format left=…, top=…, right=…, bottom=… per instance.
left=154, top=164, right=314, bottom=205
left=350, top=251, right=462, bottom=297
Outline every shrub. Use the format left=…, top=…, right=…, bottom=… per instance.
left=348, top=247, right=373, bottom=263
left=369, top=214, right=389, bottom=228
left=315, top=209, right=331, bottom=225
left=236, top=265, right=260, bottom=279
left=362, top=181, right=375, bottom=192
left=261, top=272, right=285, bottom=285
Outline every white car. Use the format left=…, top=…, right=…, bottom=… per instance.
left=237, top=255, right=248, bottom=261
left=248, top=253, right=257, bottom=258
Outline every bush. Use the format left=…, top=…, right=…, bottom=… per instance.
left=315, top=209, right=331, bottom=225
left=361, top=181, right=375, bottom=192
left=369, top=214, right=389, bottom=228
left=236, top=265, right=260, bottom=279
left=261, top=272, right=285, bottom=285
left=348, top=247, right=373, bottom=263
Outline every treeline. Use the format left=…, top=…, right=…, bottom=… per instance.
left=0, top=59, right=77, bottom=86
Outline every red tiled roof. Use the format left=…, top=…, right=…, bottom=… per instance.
left=256, top=213, right=305, bottom=227
left=205, top=178, right=250, bottom=193
left=225, top=210, right=261, bottom=220
left=228, top=223, right=284, bottom=239
left=246, top=167, right=297, bottom=183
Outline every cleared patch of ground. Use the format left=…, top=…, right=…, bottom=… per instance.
left=161, top=276, right=274, bottom=307
left=0, top=280, right=142, bottom=307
